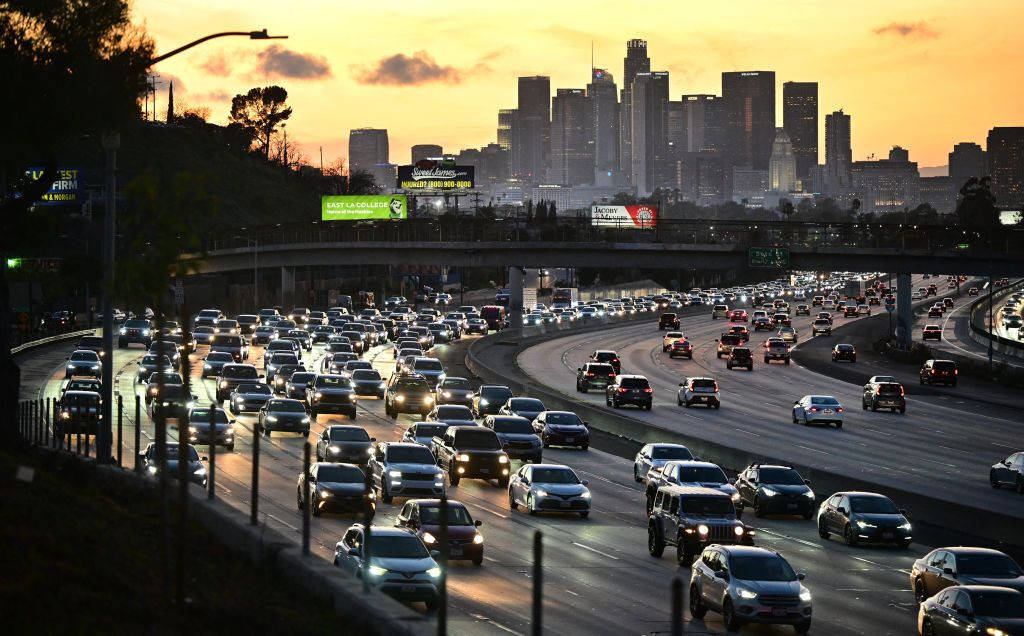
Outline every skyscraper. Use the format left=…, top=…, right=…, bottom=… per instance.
left=411, top=144, right=442, bottom=164
left=948, top=141, right=987, bottom=189
left=987, top=127, right=1024, bottom=206
left=630, top=71, right=669, bottom=195
left=619, top=39, right=650, bottom=179
left=850, top=146, right=920, bottom=214
left=588, top=68, right=620, bottom=186
left=497, top=109, right=515, bottom=150
left=680, top=94, right=724, bottom=153
left=549, top=88, right=593, bottom=185
left=825, top=110, right=852, bottom=194
left=769, top=128, right=797, bottom=192
left=511, top=76, right=551, bottom=182
left=665, top=100, right=686, bottom=182
left=722, top=71, right=776, bottom=170
left=348, top=128, right=390, bottom=187
left=782, top=81, right=818, bottom=184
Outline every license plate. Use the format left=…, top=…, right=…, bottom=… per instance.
left=450, top=548, right=463, bottom=556
left=401, top=585, right=416, bottom=593
left=560, top=501, right=570, bottom=508
left=824, top=409, right=833, bottom=413
left=566, top=437, right=575, bottom=443
left=772, top=608, right=787, bottom=617
left=786, top=503, right=798, bottom=510
left=882, top=532, right=893, bottom=539
left=479, top=468, right=489, bottom=474
left=700, top=397, right=708, bottom=402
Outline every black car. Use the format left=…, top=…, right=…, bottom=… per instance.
left=385, top=374, right=434, bottom=419
left=297, top=462, right=374, bottom=518
left=436, top=377, right=475, bottom=407
left=236, top=314, right=260, bottom=334
left=193, top=326, right=216, bottom=346
left=144, top=371, right=184, bottom=405
left=251, top=326, right=277, bottom=345
left=271, top=363, right=306, bottom=394
left=315, top=424, right=375, bottom=463
left=831, top=344, right=857, bottom=362
left=118, top=319, right=153, bottom=348
left=201, top=351, right=235, bottom=378
left=311, top=325, right=336, bottom=343
left=917, top=586, right=1024, bottom=636
left=816, top=491, right=911, bottom=547
left=139, top=442, right=207, bottom=487
left=65, top=350, right=102, bottom=379
left=257, top=398, right=311, bottom=437
left=736, top=464, right=815, bottom=519
left=185, top=405, right=236, bottom=451
left=149, top=384, right=197, bottom=420
left=497, top=397, right=546, bottom=422
left=284, top=329, right=313, bottom=351
left=56, top=390, right=102, bottom=435
left=606, top=375, right=653, bottom=410
left=285, top=371, right=316, bottom=401
left=576, top=362, right=616, bottom=393
left=990, top=451, right=1024, bottom=492
left=911, top=547, right=1024, bottom=603
left=484, top=415, right=542, bottom=463
left=726, top=347, right=754, bottom=371
left=863, top=380, right=906, bottom=413
left=215, top=363, right=262, bottom=401
left=658, top=313, right=680, bottom=330
left=474, top=385, right=514, bottom=417
left=76, top=335, right=105, bottom=360
left=532, top=411, right=589, bottom=450
left=351, top=369, right=386, bottom=398
left=590, top=350, right=621, bottom=374
left=228, top=383, right=273, bottom=414
left=920, top=359, right=957, bottom=387
left=307, top=374, right=358, bottom=420
left=136, top=354, right=171, bottom=383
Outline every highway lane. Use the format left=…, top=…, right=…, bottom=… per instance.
left=516, top=285, right=1024, bottom=524
left=30, top=322, right=928, bottom=635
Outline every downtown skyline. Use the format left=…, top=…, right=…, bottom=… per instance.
left=136, top=0, right=1024, bottom=170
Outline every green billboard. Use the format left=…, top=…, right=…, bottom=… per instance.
left=321, top=195, right=407, bottom=221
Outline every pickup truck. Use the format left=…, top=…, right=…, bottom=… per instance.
left=658, top=313, right=680, bottom=330
left=431, top=425, right=510, bottom=487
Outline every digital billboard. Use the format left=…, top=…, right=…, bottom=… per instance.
left=321, top=195, right=407, bottom=221
left=590, top=205, right=658, bottom=228
left=396, top=161, right=474, bottom=190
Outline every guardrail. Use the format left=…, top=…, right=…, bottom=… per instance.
left=968, top=279, right=1024, bottom=358
left=10, top=329, right=96, bottom=357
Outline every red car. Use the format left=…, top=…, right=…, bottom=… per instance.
left=922, top=325, right=942, bottom=341
left=668, top=339, right=693, bottom=359
left=727, top=309, right=748, bottom=322
left=927, top=305, right=943, bottom=318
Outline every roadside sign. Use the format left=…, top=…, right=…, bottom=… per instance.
left=885, top=303, right=895, bottom=312
left=749, top=247, right=790, bottom=268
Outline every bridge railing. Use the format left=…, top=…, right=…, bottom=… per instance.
left=203, top=218, right=1021, bottom=254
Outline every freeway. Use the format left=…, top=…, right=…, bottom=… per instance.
left=28, top=314, right=931, bottom=635
left=516, top=283, right=1024, bottom=529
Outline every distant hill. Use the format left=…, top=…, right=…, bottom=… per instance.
left=920, top=165, right=949, bottom=178
left=59, top=121, right=321, bottom=228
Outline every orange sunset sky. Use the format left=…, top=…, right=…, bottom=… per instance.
left=138, top=0, right=1024, bottom=171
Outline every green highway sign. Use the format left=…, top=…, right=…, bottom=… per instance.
left=748, top=247, right=790, bottom=268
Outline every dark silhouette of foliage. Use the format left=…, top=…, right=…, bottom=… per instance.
left=228, top=86, right=292, bottom=160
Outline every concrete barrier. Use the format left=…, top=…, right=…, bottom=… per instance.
left=968, top=279, right=1024, bottom=358
left=11, top=329, right=95, bottom=357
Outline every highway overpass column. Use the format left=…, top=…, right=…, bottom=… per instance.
left=896, top=272, right=912, bottom=348
left=280, top=266, right=295, bottom=309
left=509, top=267, right=524, bottom=312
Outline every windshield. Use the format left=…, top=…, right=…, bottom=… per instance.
left=316, top=376, right=351, bottom=388
left=71, top=351, right=98, bottom=361
left=317, top=464, right=364, bottom=483
left=151, top=373, right=183, bottom=385
left=207, top=352, right=234, bottom=362
left=493, top=418, right=534, bottom=434
left=809, top=397, right=840, bottom=406
left=222, top=366, right=258, bottom=379
left=594, top=352, right=617, bottom=361
left=676, top=465, right=728, bottom=483
left=396, top=378, right=429, bottom=391
left=970, top=590, right=1024, bottom=617
left=620, top=378, right=650, bottom=389
left=440, top=378, right=472, bottom=390
left=79, top=337, right=102, bottom=347
left=212, top=335, right=242, bottom=347
left=652, top=446, right=693, bottom=460
left=125, top=320, right=150, bottom=328
left=454, top=429, right=500, bottom=449
left=680, top=497, right=735, bottom=515
left=238, top=384, right=271, bottom=395
left=189, top=408, right=229, bottom=424
left=198, top=310, right=220, bottom=318
left=957, top=553, right=1023, bottom=576
left=165, top=445, right=200, bottom=461
left=510, top=398, right=545, bottom=411
left=387, top=446, right=435, bottom=464
left=849, top=496, right=899, bottom=514
left=545, top=412, right=583, bottom=426
left=267, top=400, right=305, bottom=412
left=419, top=506, right=474, bottom=526
left=729, top=556, right=797, bottom=582
left=414, top=424, right=448, bottom=438
left=836, top=345, right=854, bottom=352
left=372, top=535, right=429, bottom=559
left=531, top=468, right=580, bottom=484
left=759, top=468, right=805, bottom=485
left=414, top=359, right=443, bottom=371
left=352, top=370, right=381, bottom=381
left=290, top=373, right=316, bottom=384
left=436, top=406, right=473, bottom=420
left=329, top=427, right=370, bottom=442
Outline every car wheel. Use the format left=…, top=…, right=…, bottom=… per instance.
left=785, top=358, right=790, bottom=365
left=843, top=524, right=858, bottom=546
left=689, top=584, right=707, bottom=618
left=914, top=578, right=927, bottom=604
left=899, top=406, right=906, bottom=414
left=676, top=539, right=694, bottom=567
left=818, top=517, right=830, bottom=539
left=754, top=497, right=765, bottom=518
left=472, top=555, right=483, bottom=566
left=634, top=465, right=642, bottom=482
left=835, top=420, right=843, bottom=429
left=498, top=476, right=509, bottom=488
left=581, top=444, right=589, bottom=450
left=528, top=494, right=537, bottom=516
left=508, top=491, right=517, bottom=511
left=381, top=483, right=393, bottom=504
left=579, top=511, right=589, bottom=518
left=792, top=410, right=799, bottom=424
left=803, top=415, right=811, bottom=426
left=647, top=525, right=665, bottom=557
left=871, top=402, right=878, bottom=412
left=296, top=488, right=303, bottom=509
left=794, top=619, right=811, bottom=634
left=723, top=598, right=742, bottom=632
left=449, top=471, right=460, bottom=487
left=1017, top=476, right=1024, bottom=494
left=226, top=443, right=234, bottom=452
left=311, top=502, right=321, bottom=518
left=425, top=598, right=440, bottom=611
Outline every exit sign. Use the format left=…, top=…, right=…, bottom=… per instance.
left=749, top=247, right=790, bottom=268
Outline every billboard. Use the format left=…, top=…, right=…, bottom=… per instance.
left=591, top=205, right=658, bottom=228
left=397, top=161, right=474, bottom=190
left=26, top=167, right=82, bottom=206
left=321, top=195, right=407, bottom=221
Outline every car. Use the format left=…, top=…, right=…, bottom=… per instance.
left=257, top=397, right=311, bottom=437
left=297, top=462, right=375, bottom=520
left=862, top=378, right=906, bottom=413
left=752, top=316, right=773, bottom=331
left=831, top=343, right=857, bottom=362
left=215, top=363, right=262, bottom=401
left=658, top=313, right=681, bottom=330
left=473, top=385, right=514, bottom=417
left=498, top=397, right=546, bottom=422
left=644, top=461, right=741, bottom=514
left=795, top=304, right=811, bottom=316
left=251, top=325, right=277, bottom=345
left=427, top=404, right=476, bottom=427
left=668, top=338, right=694, bottom=359
left=508, top=463, right=591, bottom=518
left=647, top=486, right=755, bottom=566
left=773, top=312, right=792, bottom=327
left=334, top=525, right=439, bottom=608
left=817, top=311, right=834, bottom=325
left=402, top=422, right=450, bottom=447
left=226, top=382, right=271, bottom=415
left=711, top=304, right=729, bottom=319
left=990, top=451, right=1024, bottom=492
left=235, top=314, right=260, bottom=335
left=928, top=305, right=944, bottom=318
left=483, top=415, right=543, bottom=463
left=410, top=356, right=446, bottom=389
left=308, top=374, right=358, bottom=419
left=149, top=384, right=197, bottom=420
left=214, top=319, right=240, bottom=336
left=911, top=547, right=1024, bottom=603
left=65, top=350, right=102, bottom=379
left=194, top=309, right=224, bottom=328
left=689, top=545, right=813, bottom=634
left=200, top=351, right=234, bottom=378
left=347, top=369, right=385, bottom=399
left=394, top=499, right=484, bottom=566
left=464, top=318, right=488, bottom=335
left=284, top=371, right=316, bottom=400
left=816, top=491, right=912, bottom=547
left=736, top=464, right=815, bottom=519
left=917, top=585, right=1024, bottom=636
left=727, top=309, right=748, bottom=322
left=576, top=362, right=616, bottom=393
left=920, top=359, right=957, bottom=387
left=384, top=373, right=434, bottom=419
left=922, top=324, right=943, bottom=341
left=60, top=378, right=102, bottom=398
left=763, top=339, right=791, bottom=364
left=76, top=335, right=105, bottom=360
left=662, top=331, right=684, bottom=351
left=271, top=363, right=306, bottom=393
left=367, top=442, right=444, bottom=503
left=792, top=395, right=844, bottom=427
left=314, top=424, right=375, bottom=464
left=55, top=390, right=102, bottom=436
left=431, top=425, right=510, bottom=487
left=185, top=405, right=236, bottom=451
left=117, top=319, right=153, bottom=348
left=590, top=350, right=621, bottom=374
left=532, top=410, right=589, bottom=450
left=139, top=442, right=207, bottom=487
left=633, top=443, right=696, bottom=482
left=812, top=319, right=832, bottom=336
left=968, top=287, right=979, bottom=296
left=283, top=329, right=313, bottom=352
left=726, top=347, right=754, bottom=371
left=606, top=375, right=653, bottom=410
left=435, top=376, right=474, bottom=407
left=943, top=297, right=955, bottom=310
left=716, top=333, right=743, bottom=358
left=677, top=377, right=720, bottom=408
left=777, top=326, right=798, bottom=344
left=135, top=354, right=171, bottom=383
left=147, top=340, right=181, bottom=368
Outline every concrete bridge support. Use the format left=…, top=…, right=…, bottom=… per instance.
left=281, top=266, right=295, bottom=309
left=896, top=272, right=912, bottom=348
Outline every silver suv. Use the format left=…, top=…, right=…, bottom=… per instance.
left=690, top=545, right=812, bottom=633
left=811, top=319, right=832, bottom=336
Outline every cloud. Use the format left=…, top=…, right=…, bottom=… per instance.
left=191, top=89, right=231, bottom=102
left=255, top=45, right=332, bottom=79
left=873, top=21, right=938, bottom=38
left=199, top=52, right=232, bottom=77
left=352, top=51, right=462, bottom=86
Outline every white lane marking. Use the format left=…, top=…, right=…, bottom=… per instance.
left=483, top=555, right=500, bottom=563
left=861, top=427, right=894, bottom=437
left=565, top=589, right=580, bottom=597
left=576, top=469, right=640, bottom=492
left=937, top=444, right=961, bottom=452
left=571, top=541, right=619, bottom=560
left=992, top=442, right=1019, bottom=450
left=267, top=514, right=299, bottom=531
left=920, top=457, right=957, bottom=468
left=469, top=502, right=509, bottom=519
left=793, top=444, right=831, bottom=456
left=680, top=412, right=703, bottom=420
left=756, top=527, right=823, bottom=549
left=733, top=427, right=762, bottom=437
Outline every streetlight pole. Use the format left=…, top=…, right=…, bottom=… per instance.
left=58, top=234, right=91, bottom=326
left=233, top=236, right=259, bottom=307
left=96, top=28, right=287, bottom=465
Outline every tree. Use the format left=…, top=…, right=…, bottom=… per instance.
left=0, top=0, right=154, bottom=444
left=228, top=86, right=292, bottom=159
left=345, top=169, right=377, bottom=195
left=955, top=177, right=999, bottom=228
left=167, top=81, right=175, bottom=123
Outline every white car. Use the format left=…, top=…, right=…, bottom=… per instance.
left=792, top=395, right=844, bottom=428
left=508, top=464, right=591, bottom=517
left=633, top=443, right=696, bottom=482
left=662, top=331, right=684, bottom=352
left=677, top=377, right=721, bottom=409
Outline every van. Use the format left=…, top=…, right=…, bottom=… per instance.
left=480, top=305, right=507, bottom=331
left=711, top=304, right=729, bottom=319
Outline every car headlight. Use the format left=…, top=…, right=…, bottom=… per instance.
left=219, top=380, right=227, bottom=388
left=855, top=520, right=876, bottom=529
left=91, top=364, right=101, bottom=370
left=731, top=492, right=741, bottom=502
left=580, top=491, right=591, bottom=499
left=733, top=525, right=745, bottom=536
left=536, top=489, right=548, bottom=497
left=473, top=533, right=484, bottom=545
left=799, top=587, right=812, bottom=602
left=426, top=567, right=441, bottom=579
left=442, top=391, right=452, bottom=398
left=761, top=487, right=778, bottom=497
left=301, top=416, right=310, bottom=424
left=366, top=447, right=373, bottom=455
left=204, top=364, right=211, bottom=369
left=147, top=465, right=158, bottom=475
left=898, top=522, right=912, bottom=531
left=456, top=453, right=470, bottom=462
left=225, top=427, right=234, bottom=435
left=142, top=329, right=150, bottom=336
left=422, top=532, right=437, bottom=544
left=367, top=565, right=387, bottom=577
left=424, top=396, right=434, bottom=404
left=67, top=364, right=74, bottom=369
left=737, top=587, right=758, bottom=599
left=266, top=416, right=278, bottom=423
left=329, top=445, right=341, bottom=453
left=119, top=328, right=126, bottom=335
left=186, top=401, right=196, bottom=409
left=803, top=490, right=816, bottom=499
left=697, top=524, right=709, bottom=535
left=498, top=455, right=508, bottom=464
left=395, top=394, right=405, bottom=403
left=149, top=387, right=158, bottom=395
left=193, top=466, right=207, bottom=477
left=389, top=470, right=402, bottom=478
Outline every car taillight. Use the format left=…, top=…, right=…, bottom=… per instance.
left=612, top=358, right=619, bottom=363
left=608, top=374, right=615, bottom=377
left=713, top=383, right=719, bottom=392
left=618, top=388, right=628, bottom=393
left=954, top=369, right=958, bottom=375
left=809, top=407, right=820, bottom=412
left=876, top=387, right=882, bottom=395
left=643, top=388, right=653, bottom=393
left=900, top=386, right=905, bottom=396
left=836, top=407, right=844, bottom=413
left=930, top=370, right=936, bottom=374
left=586, top=372, right=594, bottom=377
